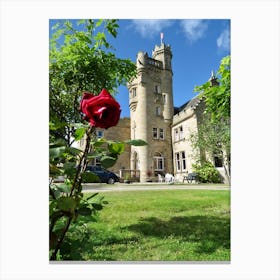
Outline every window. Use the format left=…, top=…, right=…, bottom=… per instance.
left=174, top=128, right=179, bottom=142
left=153, top=128, right=158, bottom=139
left=175, top=151, right=187, bottom=172
left=156, top=106, right=161, bottom=116
left=181, top=151, right=186, bottom=170
left=214, top=156, right=223, bottom=167
left=179, top=126, right=184, bottom=140
left=96, top=130, right=104, bottom=138
left=154, top=85, right=160, bottom=93
left=132, top=88, right=137, bottom=97
left=163, top=94, right=166, bottom=104
left=175, top=153, right=180, bottom=171
left=174, top=126, right=184, bottom=142
left=159, top=128, right=164, bottom=140
left=154, top=153, right=164, bottom=171
left=153, top=128, right=164, bottom=140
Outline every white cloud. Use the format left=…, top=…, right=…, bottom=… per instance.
left=130, top=19, right=173, bottom=38
left=180, top=19, right=208, bottom=42
left=217, top=29, right=230, bottom=52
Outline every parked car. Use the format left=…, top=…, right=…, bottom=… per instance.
left=86, top=165, right=120, bottom=184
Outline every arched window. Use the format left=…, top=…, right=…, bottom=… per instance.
left=153, top=152, right=164, bottom=171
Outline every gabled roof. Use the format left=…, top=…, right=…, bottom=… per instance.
left=174, top=95, right=202, bottom=115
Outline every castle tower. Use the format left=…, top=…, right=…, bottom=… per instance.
left=128, top=43, right=174, bottom=182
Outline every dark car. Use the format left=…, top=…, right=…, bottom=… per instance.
left=86, top=165, right=120, bottom=184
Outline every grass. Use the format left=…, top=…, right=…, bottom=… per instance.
left=61, top=189, right=230, bottom=261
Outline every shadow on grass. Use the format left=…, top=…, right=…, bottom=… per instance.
left=58, top=215, right=230, bottom=260
left=60, top=226, right=140, bottom=260
left=127, top=215, right=230, bottom=254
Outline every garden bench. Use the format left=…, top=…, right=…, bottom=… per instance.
left=183, top=173, right=198, bottom=183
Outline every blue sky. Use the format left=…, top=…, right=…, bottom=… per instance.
left=112, top=19, right=230, bottom=117
left=50, top=19, right=230, bottom=117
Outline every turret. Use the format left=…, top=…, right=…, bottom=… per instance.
left=152, top=43, right=172, bottom=71
left=136, top=51, right=148, bottom=69
left=128, top=43, right=174, bottom=182
left=152, top=43, right=174, bottom=122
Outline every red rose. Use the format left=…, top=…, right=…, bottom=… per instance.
left=80, top=89, right=121, bottom=129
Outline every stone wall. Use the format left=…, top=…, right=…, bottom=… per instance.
left=172, top=98, right=205, bottom=182
left=103, top=117, right=131, bottom=176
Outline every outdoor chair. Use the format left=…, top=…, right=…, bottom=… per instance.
left=158, top=174, right=164, bottom=183
left=183, top=173, right=198, bottom=183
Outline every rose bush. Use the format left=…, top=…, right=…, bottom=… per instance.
left=80, top=88, right=121, bottom=129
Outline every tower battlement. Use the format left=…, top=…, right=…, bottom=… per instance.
left=136, top=51, right=163, bottom=70
left=152, top=43, right=172, bottom=55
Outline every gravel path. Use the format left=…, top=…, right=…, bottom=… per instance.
left=82, top=183, right=230, bottom=193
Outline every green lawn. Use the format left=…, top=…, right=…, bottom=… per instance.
left=61, top=189, right=230, bottom=261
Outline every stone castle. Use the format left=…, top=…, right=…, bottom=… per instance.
left=95, top=43, right=227, bottom=183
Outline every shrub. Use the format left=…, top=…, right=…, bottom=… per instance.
left=192, top=161, right=221, bottom=183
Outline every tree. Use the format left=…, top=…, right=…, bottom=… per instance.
left=49, top=19, right=136, bottom=146
left=194, top=55, right=230, bottom=123
left=189, top=118, right=230, bottom=183
left=49, top=19, right=144, bottom=260
left=191, top=55, right=231, bottom=183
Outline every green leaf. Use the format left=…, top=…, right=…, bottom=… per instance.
left=77, top=207, right=92, bottom=216
left=57, top=197, right=76, bottom=212
left=63, top=162, right=76, bottom=177
left=86, top=192, right=99, bottom=201
left=78, top=19, right=86, bottom=25
left=108, top=142, right=125, bottom=155
left=53, top=189, right=61, bottom=199
left=92, top=203, right=103, bottom=211
left=66, top=147, right=83, bottom=156
left=49, top=121, right=68, bottom=131
left=125, top=139, right=148, bottom=146
left=81, top=171, right=100, bottom=183
left=92, top=138, right=106, bottom=147
left=100, top=155, right=117, bottom=168
left=49, top=164, right=62, bottom=177
left=56, top=184, right=71, bottom=194
left=74, top=127, right=86, bottom=141
left=70, top=123, right=88, bottom=129
left=95, top=19, right=103, bottom=27
left=49, top=146, right=66, bottom=159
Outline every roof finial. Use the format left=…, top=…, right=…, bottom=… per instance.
left=160, top=32, right=164, bottom=45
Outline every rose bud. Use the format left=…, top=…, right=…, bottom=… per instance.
left=80, top=88, right=121, bottom=129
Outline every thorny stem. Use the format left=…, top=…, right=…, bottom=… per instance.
left=50, top=217, right=72, bottom=260
left=70, top=125, right=95, bottom=196
left=50, top=125, right=95, bottom=260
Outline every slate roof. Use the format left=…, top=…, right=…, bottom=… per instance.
left=174, top=95, right=202, bottom=115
